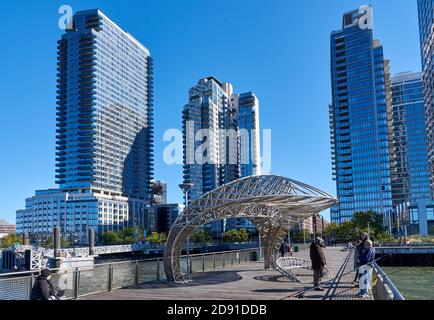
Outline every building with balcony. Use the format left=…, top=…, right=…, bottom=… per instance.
left=0, top=220, right=16, bottom=238
left=390, top=72, right=431, bottom=206
left=182, top=77, right=261, bottom=237
left=16, top=9, right=154, bottom=243
left=418, top=0, right=434, bottom=196
left=329, top=6, right=393, bottom=224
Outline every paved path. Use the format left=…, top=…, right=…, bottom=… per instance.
left=82, top=246, right=365, bottom=300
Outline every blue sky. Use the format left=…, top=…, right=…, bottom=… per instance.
left=0, top=0, right=422, bottom=224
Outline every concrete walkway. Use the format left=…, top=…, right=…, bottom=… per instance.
left=82, top=246, right=363, bottom=300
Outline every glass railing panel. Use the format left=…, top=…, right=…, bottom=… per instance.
left=112, top=262, right=136, bottom=290
left=78, top=265, right=109, bottom=296
left=138, top=260, right=158, bottom=283
left=191, top=256, right=204, bottom=274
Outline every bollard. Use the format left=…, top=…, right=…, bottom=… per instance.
left=88, top=228, right=95, bottom=256
left=73, top=267, right=80, bottom=299
left=53, top=226, right=61, bottom=268
left=23, top=232, right=30, bottom=246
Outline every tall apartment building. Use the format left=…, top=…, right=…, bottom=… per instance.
left=0, top=220, right=16, bottom=238
left=182, top=77, right=260, bottom=237
left=329, top=7, right=393, bottom=224
left=390, top=72, right=431, bottom=205
left=16, top=9, right=154, bottom=243
left=418, top=0, right=434, bottom=195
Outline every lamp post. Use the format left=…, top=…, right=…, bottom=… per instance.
left=179, top=183, right=194, bottom=280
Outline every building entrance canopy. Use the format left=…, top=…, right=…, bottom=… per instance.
left=164, top=175, right=338, bottom=282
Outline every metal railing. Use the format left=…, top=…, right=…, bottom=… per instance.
left=0, top=248, right=260, bottom=300
left=375, top=242, right=434, bottom=247
left=371, top=261, right=405, bottom=300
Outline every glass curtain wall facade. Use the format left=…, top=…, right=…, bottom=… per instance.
left=182, top=77, right=260, bottom=237
left=16, top=10, right=154, bottom=243
left=418, top=0, right=434, bottom=195
left=56, top=9, right=153, bottom=199
left=330, top=7, right=393, bottom=224
left=390, top=72, right=431, bottom=205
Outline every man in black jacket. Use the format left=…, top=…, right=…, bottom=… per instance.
left=30, top=269, right=57, bottom=300
left=309, top=237, right=327, bottom=291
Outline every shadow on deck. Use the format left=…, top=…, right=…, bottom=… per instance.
left=81, top=247, right=366, bottom=300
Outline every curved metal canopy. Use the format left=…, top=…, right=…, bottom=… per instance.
left=164, top=175, right=338, bottom=282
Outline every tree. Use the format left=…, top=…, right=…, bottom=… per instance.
left=101, top=231, right=122, bottom=245
left=238, top=228, right=249, bottom=242
left=222, top=229, right=249, bottom=243
left=0, top=234, right=22, bottom=248
left=190, top=230, right=212, bottom=244
left=353, top=211, right=385, bottom=235
left=40, top=236, right=72, bottom=248
left=146, top=232, right=167, bottom=244
left=290, top=229, right=310, bottom=243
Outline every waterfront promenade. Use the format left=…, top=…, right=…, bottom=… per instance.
left=82, top=246, right=363, bottom=300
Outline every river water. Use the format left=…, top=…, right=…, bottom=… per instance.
left=382, top=267, right=434, bottom=300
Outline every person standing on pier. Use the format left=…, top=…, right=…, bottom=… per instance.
left=309, top=237, right=327, bottom=291
left=30, top=269, right=56, bottom=300
left=357, top=240, right=376, bottom=299
left=353, top=232, right=369, bottom=285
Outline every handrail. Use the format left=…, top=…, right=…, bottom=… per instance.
left=0, top=248, right=259, bottom=278
left=372, top=261, right=405, bottom=300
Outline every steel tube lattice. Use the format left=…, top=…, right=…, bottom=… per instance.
left=164, top=175, right=338, bottom=282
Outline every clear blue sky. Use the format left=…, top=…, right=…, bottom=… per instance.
left=0, top=0, right=422, bottom=224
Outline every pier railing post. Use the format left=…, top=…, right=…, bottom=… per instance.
left=238, top=251, right=241, bottom=264
left=27, top=275, right=34, bottom=300
left=213, top=254, right=216, bottom=270
left=108, top=264, right=113, bottom=292
left=73, top=268, right=80, bottom=299
left=135, top=261, right=139, bottom=287
left=202, top=254, right=205, bottom=272
left=231, top=252, right=234, bottom=266
left=156, top=259, right=160, bottom=282
left=223, top=253, right=226, bottom=267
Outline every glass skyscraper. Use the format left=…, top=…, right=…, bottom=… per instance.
left=16, top=10, right=154, bottom=243
left=390, top=72, right=431, bottom=205
left=182, top=77, right=260, bottom=236
left=56, top=9, right=153, bottom=199
left=237, top=92, right=261, bottom=178
left=329, top=7, right=393, bottom=224
left=418, top=0, right=434, bottom=195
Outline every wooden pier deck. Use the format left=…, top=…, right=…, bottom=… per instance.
left=82, top=246, right=367, bottom=300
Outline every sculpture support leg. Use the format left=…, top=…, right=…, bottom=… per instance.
left=256, top=221, right=288, bottom=270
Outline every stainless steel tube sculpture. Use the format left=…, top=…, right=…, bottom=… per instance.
left=164, top=175, right=338, bottom=282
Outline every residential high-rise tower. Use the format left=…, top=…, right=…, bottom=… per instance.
left=329, top=7, right=393, bottom=223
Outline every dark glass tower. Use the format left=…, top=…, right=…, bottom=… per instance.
left=329, top=7, right=393, bottom=224
left=56, top=9, right=154, bottom=201
left=417, top=0, right=434, bottom=195
left=390, top=72, right=431, bottom=205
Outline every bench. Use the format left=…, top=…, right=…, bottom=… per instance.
left=275, top=256, right=333, bottom=283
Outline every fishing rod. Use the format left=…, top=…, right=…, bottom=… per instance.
left=323, top=257, right=434, bottom=300
left=381, top=258, right=434, bottom=278
left=283, top=253, right=392, bottom=299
